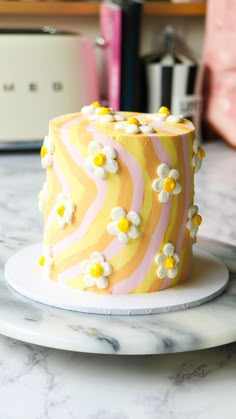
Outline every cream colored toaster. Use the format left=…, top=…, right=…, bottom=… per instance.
left=0, top=28, right=99, bottom=148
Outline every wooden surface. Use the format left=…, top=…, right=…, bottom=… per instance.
left=0, top=1, right=206, bottom=16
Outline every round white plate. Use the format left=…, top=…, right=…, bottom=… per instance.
left=5, top=243, right=229, bottom=315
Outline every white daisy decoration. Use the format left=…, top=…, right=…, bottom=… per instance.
left=55, top=193, right=76, bottom=229
left=86, top=140, right=119, bottom=179
left=38, top=181, right=47, bottom=212
left=152, top=163, right=182, bottom=203
left=107, top=207, right=141, bottom=244
left=81, top=101, right=102, bottom=116
left=153, top=106, right=170, bottom=121
left=81, top=252, right=112, bottom=289
left=115, top=117, right=154, bottom=134
left=166, top=114, right=184, bottom=123
left=40, top=135, right=54, bottom=169
left=81, top=102, right=125, bottom=123
left=38, top=245, right=54, bottom=277
left=155, top=243, right=180, bottom=279
left=192, top=138, right=206, bottom=172
left=187, top=205, right=202, bottom=239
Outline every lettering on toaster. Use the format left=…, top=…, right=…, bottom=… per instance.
left=52, top=82, right=63, bottom=91
left=2, top=82, right=63, bottom=92
left=3, top=83, right=15, bottom=91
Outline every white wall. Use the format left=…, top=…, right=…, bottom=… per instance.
left=1, top=13, right=205, bottom=59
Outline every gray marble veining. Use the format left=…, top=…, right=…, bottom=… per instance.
left=0, top=142, right=236, bottom=418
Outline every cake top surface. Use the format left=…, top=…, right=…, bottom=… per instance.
left=50, top=103, right=195, bottom=138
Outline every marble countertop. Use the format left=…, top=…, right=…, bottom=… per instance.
left=0, top=140, right=236, bottom=419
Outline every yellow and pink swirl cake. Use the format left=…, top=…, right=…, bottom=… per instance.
left=38, top=103, right=205, bottom=295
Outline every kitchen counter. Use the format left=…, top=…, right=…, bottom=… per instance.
left=0, top=141, right=236, bottom=419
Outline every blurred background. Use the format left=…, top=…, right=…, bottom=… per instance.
left=0, top=0, right=231, bottom=149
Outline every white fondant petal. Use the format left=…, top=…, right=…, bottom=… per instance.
left=140, top=125, right=154, bottom=134
left=96, top=276, right=109, bottom=289
left=118, top=232, right=129, bottom=243
left=166, top=115, right=183, bottom=123
left=152, top=178, right=162, bottom=192
left=101, top=262, right=112, bottom=276
left=157, top=163, right=170, bottom=178
left=56, top=193, right=65, bottom=203
left=174, top=253, right=180, bottom=265
left=127, top=225, right=140, bottom=239
left=114, top=113, right=126, bottom=121
left=163, top=243, right=175, bottom=256
left=154, top=113, right=167, bottom=121
left=187, top=220, right=192, bottom=231
left=94, top=166, right=106, bottom=179
left=58, top=217, right=66, bottom=229
left=90, top=252, right=104, bottom=263
left=125, top=124, right=140, bottom=134
left=100, top=114, right=115, bottom=122
left=85, top=156, right=95, bottom=171
left=159, top=190, right=170, bottom=203
left=65, top=201, right=75, bottom=213
left=103, top=146, right=117, bottom=159
left=155, top=253, right=166, bottom=265
left=188, top=206, right=195, bottom=218
left=88, top=141, right=102, bottom=155
left=81, top=260, right=91, bottom=274
left=157, top=266, right=167, bottom=279
left=190, top=226, right=198, bottom=238
left=127, top=211, right=141, bottom=226
left=193, top=138, right=200, bottom=153
left=84, top=274, right=96, bottom=287
left=64, top=211, right=73, bottom=224
left=173, top=182, right=182, bottom=195
left=111, top=207, right=126, bottom=221
left=44, top=257, right=53, bottom=268
left=168, top=169, right=179, bottom=181
left=168, top=267, right=178, bottom=279
left=115, top=121, right=126, bottom=130
left=42, top=154, right=53, bottom=168
left=104, top=159, right=119, bottom=174
left=107, top=221, right=119, bottom=235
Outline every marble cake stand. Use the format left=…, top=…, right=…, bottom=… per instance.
left=0, top=237, right=236, bottom=355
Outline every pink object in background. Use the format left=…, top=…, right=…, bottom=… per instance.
left=100, top=2, right=122, bottom=111
left=202, top=0, right=236, bottom=147
left=171, top=1, right=204, bottom=3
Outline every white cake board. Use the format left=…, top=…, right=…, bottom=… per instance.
left=5, top=243, right=229, bottom=315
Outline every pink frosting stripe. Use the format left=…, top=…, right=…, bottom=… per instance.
left=176, top=134, right=191, bottom=252
left=53, top=117, right=108, bottom=257
left=111, top=135, right=171, bottom=294
left=44, top=159, right=70, bottom=238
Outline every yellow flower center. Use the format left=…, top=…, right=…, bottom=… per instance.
left=127, top=117, right=140, bottom=126
left=90, top=262, right=104, bottom=278
left=91, top=101, right=102, bottom=107
left=193, top=213, right=202, bottom=227
left=93, top=153, right=106, bottom=167
left=165, top=256, right=176, bottom=270
left=158, top=106, right=170, bottom=116
left=38, top=255, right=45, bottom=267
left=98, top=107, right=111, bottom=115
left=40, top=145, right=48, bottom=158
left=163, top=177, right=176, bottom=192
left=117, top=217, right=131, bottom=233
left=56, top=204, right=66, bottom=217
left=197, top=147, right=206, bottom=159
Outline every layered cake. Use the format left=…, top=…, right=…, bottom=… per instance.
left=38, top=102, right=205, bottom=295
